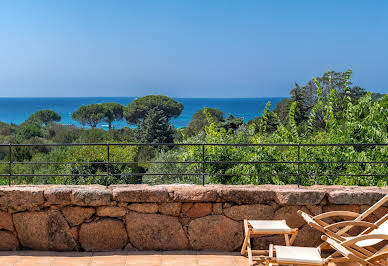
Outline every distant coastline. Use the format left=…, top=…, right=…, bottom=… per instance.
left=0, top=97, right=284, bottom=129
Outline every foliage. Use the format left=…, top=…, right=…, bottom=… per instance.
left=183, top=107, right=224, bottom=137
left=47, top=124, right=82, bottom=143
left=16, top=123, right=42, bottom=141
left=77, top=128, right=111, bottom=143
left=101, top=103, right=124, bottom=130
left=72, top=104, right=105, bottom=128
left=124, top=95, right=183, bottom=125
left=145, top=70, right=387, bottom=187
left=0, top=80, right=387, bottom=186
left=134, top=108, right=176, bottom=144
left=219, top=114, right=245, bottom=132
left=26, top=110, right=61, bottom=126
left=272, top=70, right=368, bottom=129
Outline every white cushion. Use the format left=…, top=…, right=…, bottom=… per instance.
left=248, top=220, right=292, bottom=233
left=274, top=245, right=323, bottom=265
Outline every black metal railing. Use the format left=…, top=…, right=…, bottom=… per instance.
left=0, top=143, right=388, bottom=187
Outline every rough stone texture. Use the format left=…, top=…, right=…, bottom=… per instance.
left=44, top=187, right=73, bottom=205
left=96, top=206, right=126, bottom=217
left=125, top=211, right=188, bottom=250
left=373, top=206, right=388, bottom=220
left=307, top=205, right=322, bottom=216
left=112, top=185, right=169, bottom=202
left=0, top=187, right=45, bottom=212
left=0, top=230, right=19, bottom=251
left=293, top=224, right=323, bottom=247
left=252, top=235, right=286, bottom=250
left=188, top=215, right=243, bottom=251
left=62, top=206, right=95, bottom=226
left=274, top=187, right=326, bottom=205
left=79, top=218, right=128, bottom=251
left=13, top=211, right=77, bottom=251
left=169, top=185, right=217, bottom=202
left=70, top=227, right=79, bottom=241
left=182, top=203, right=212, bottom=218
left=125, top=242, right=135, bottom=250
left=128, top=203, right=158, bottom=213
left=158, top=203, right=181, bottom=216
left=0, top=211, right=14, bottom=231
left=223, top=204, right=275, bottom=221
left=1, top=185, right=387, bottom=252
left=72, top=187, right=111, bottom=206
left=212, top=203, right=223, bottom=215
left=328, top=188, right=388, bottom=205
left=274, top=206, right=311, bottom=229
left=217, top=185, right=275, bottom=204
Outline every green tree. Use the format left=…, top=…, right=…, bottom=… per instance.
left=124, top=95, right=183, bottom=125
left=135, top=108, right=176, bottom=143
left=26, top=110, right=61, bottom=126
left=72, top=104, right=105, bottom=128
left=101, top=103, right=124, bottom=130
left=183, top=107, right=224, bottom=137
left=272, top=70, right=366, bottom=130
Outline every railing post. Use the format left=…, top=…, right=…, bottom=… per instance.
left=8, top=144, right=12, bottom=186
left=107, top=143, right=110, bottom=177
left=202, top=144, right=205, bottom=186
left=297, top=143, right=301, bottom=188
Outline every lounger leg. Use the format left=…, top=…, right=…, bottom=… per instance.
left=266, top=244, right=273, bottom=266
left=289, top=229, right=298, bottom=246
left=247, top=237, right=253, bottom=266
left=284, top=234, right=290, bottom=246
left=241, top=220, right=250, bottom=255
left=243, top=220, right=254, bottom=266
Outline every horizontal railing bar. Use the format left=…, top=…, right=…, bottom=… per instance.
left=1, top=173, right=387, bottom=177
left=5, top=161, right=388, bottom=165
left=1, top=143, right=388, bottom=147
left=7, top=161, right=105, bottom=165
left=0, top=174, right=108, bottom=177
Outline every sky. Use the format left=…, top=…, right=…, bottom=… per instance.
left=0, top=0, right=387, bottom=98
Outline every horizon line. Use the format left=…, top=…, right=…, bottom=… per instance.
left=0, top=96, right=288, bottom=99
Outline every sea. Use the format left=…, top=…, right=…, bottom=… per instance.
left=0, top=97, right=283, bottom=129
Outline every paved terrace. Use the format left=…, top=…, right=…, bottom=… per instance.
left=0, top=251, right=358, bottom=266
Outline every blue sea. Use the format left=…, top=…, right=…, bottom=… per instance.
left=0, top=97, right=283, bottom=129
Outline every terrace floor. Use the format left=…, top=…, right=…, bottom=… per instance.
left=0, top=251, right=358, bottom=266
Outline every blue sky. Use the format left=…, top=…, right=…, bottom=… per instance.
left=0, top=0, right=387, bottom=97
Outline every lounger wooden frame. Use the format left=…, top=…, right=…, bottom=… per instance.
left=241, top=220, right=298, bottom=266
left=265, top=235, right=388, bottom=266
left=298, top=194, right=388, bottom=253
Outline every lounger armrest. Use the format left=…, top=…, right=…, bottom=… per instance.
left=314, top=211, right=360, bottom=220
left=341, top=234, right=388, bottom=247
left=324, top=221, right=378, bottom=231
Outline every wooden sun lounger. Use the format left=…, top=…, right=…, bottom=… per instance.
left=265, top=235, right=388, bottom=266
left=298, top=194, right=388, bottom=255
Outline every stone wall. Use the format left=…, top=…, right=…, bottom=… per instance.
left=0, top=185, right=387, bottom=252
